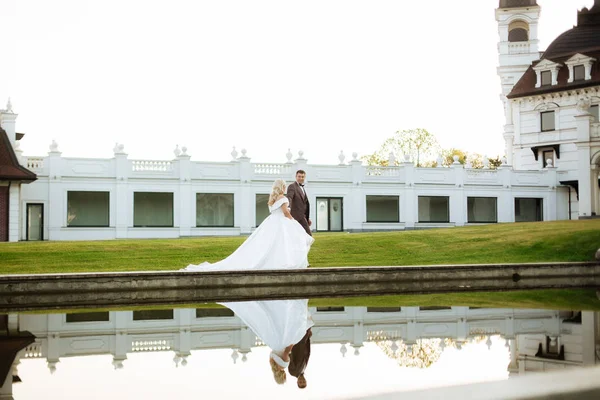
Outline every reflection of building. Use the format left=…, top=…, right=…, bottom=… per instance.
left=3, top=306, right=598, bottom=398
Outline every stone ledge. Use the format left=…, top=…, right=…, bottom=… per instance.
left=0, top=262, right=599, bottom=312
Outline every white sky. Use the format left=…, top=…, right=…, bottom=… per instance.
left=14, top=339, right=510, bottom=399
left=0, top=0, right=593, bottom=164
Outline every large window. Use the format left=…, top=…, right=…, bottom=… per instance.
left=366, top=195, right=399, bottom=223
left=541, top=111, right=555, bottom=132
left=66, top=312, right=110, bottom=323
left=196, top=193, right=234, bottom=227
left=418, top=196, right=449, bottom=223
left=67, top=191, right=109, bottom=227
left=133, top=309, right=174, bottom=321
left=573, top=65, right=585, bottom=81
left=255, top=194, right=270, bottom=227
left=133, top=192, right=173, bottom=227
left=467, top=197, right=497, bottom=223
left=515, top=198, right=543, bottom=222
left=540, top=70, right=552, bottom=86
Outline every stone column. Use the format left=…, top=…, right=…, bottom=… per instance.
left=46, top=142, right=63, bottom=240
left=450, top=158, right=464, bottom=226
left=402, top=156, right=416, bottom=229
left=176, top=148, right=192, bottom=237
left=575, top=112, right=594, bottom=218
left=8, top=183, right=20, bottom=242
left=113, top=144, right=130, bottom=239
left=238, top=150, right=252, bottom=234
left=498, top=163, right=513, bottom=222
left=349, top=153, right=363, bottom=232
left=582, top=311, right=598, bottom=366
left=545, top=165, right=558, bottom=221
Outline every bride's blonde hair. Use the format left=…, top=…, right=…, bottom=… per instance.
left=268, top=178, right=286, bottom=206
left=269, top=357, right=287, bottom=385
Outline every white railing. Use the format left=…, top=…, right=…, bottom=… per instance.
left=132, top=339, right=173, bottom=352
left=24, top=342, right=43, bottom=358
left=253, top=163, right=292, bottom=175
left=132, top=160, right=173, bottom=172
left=365, top=166, right=401, bottom=177
left=509, top=42, right=531, bottom=55
left=25, top=157, right=45, bottom=171
left=465, top=169, right=498, bottom=179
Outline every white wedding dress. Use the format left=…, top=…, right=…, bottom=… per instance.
left=221, top=299, right=314, bottom=362
left=182, top=197, right=314, bottom=272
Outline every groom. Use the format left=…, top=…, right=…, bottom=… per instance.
left=289, top=327, right=312, bottom=389
left=286, top=170, right=312, bottom=236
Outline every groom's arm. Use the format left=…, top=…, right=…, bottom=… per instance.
left=286, top=185, right=296, bottom=205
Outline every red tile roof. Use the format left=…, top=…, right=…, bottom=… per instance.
left=0, top=126, right=37, bottom=181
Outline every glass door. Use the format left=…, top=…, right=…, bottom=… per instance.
left=27, top=203, right=43, bottom=241
left=316, top=197, right=343, bottom=232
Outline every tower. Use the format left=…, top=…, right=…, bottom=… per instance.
left=496, top=0, right=542, bottom=165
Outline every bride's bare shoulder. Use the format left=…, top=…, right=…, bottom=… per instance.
left=276, top=194, right=287, bottom=201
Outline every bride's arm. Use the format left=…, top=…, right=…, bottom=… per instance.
left=281, top=201, right=294, bottom=220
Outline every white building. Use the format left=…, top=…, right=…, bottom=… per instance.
left=0, top=0, right=598, bottom=242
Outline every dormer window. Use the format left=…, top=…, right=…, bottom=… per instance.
left=565, top=53, right=596, bottom=83
left=540, top=71, right=552, bottom=86
left=533, top=59, right=562, bottom=88
left=573, top=65, right=585, bottom=81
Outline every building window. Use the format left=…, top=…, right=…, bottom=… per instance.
left=508, top=28, right=528, bottom=42
left=573, top=65, right=585, bottom=81
left=540, top=70, right=552, bottom=86
left=196, top=308, right=235, bottom=318
left=133, top=310, right=174, bottom=321
left=418, top=196, right=450, bottom=223
left=255, top=194, right=270, bottom=227
left=542, top=150, right=554, bottom=168
left=367, top=307, right=401, bottom=312
left=316, top=307, right=345, bottom=312
left=366, top=195, right=399, bottom=223
left=67, top=191, right=109, bottom=227
left=133, top=192, right=174, bottom=227
left=590, top=105, right=599, bottom=122
left=66, top=312, right=110, bottom=323
left=196, top=193, right=234, bottom=227
left=541, top=111, right=555, bottom=132
left=467, top=197, right=498, bottom=223
left=515, top=198, right=543, bottom=222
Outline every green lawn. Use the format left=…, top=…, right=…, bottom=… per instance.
left=2, top=220, right=600, bottom=311
left=1, top=219, right=599, bottom=274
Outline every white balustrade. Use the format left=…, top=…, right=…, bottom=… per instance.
left=253, top=163, right=292, bottom=175
left=132, top=160, right=173, bottom=172
left=365, top=166, right=401, bottom=177
left=509, top=42, right=531, bottom=55
left=25, top=157, right=44, bottom=171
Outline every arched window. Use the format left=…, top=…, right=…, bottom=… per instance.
left=508, top=21, right=529, bottom=42
left=509, top=28, right=528, bottom=42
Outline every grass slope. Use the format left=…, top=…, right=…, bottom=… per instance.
left=1, top=220, right=599, bottom=274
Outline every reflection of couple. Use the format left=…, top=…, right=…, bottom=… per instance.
left=181, top=171, right=315, bottom=386
left=222, top=299, right=313, bottom=387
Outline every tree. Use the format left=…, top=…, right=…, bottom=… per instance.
left=362, top=128, right=440, bottom=167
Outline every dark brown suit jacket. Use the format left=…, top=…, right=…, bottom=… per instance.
left=286, top=181, right=311, bottom=236
left=289, top=328, right=311, bottom=378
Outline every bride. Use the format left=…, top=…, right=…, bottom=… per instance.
left=182, top=178, right=314, bottom=272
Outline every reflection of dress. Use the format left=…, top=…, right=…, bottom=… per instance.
left=222, top=299, right=314, bottom=356
left=182, top=197, right=314, bottom=271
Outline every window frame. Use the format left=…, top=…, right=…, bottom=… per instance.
left=133, top=192, right=174, bottom=228
left=67, top=191, right=110, bottom=228
left=540, top=70, right=552, bottom=86
left=418, top=195, right=450, bottom=223
left=366, top=195, right=400, bottom=223
left=515, top=198, right=543, bottom=222
left=196, top=193, right=235, bottom=228
left=467, top=197, right=498, bottom=224
left=542, top=150, right=555, bottom=168
left=541, top=110, right=555, bottom=132
left=590, top=105, right=599, bottom=122
left=573, top=65, right=585, bottom=82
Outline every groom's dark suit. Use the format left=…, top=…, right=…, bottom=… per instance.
left=289, top=328, right=311, bottom=379
left=287, top=181, right=311, bottom=236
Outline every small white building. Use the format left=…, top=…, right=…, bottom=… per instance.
left=0, top=0, right=598, bottom=242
